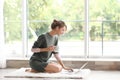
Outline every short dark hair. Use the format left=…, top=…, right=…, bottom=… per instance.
left=51, top=19, right=67, bottom=30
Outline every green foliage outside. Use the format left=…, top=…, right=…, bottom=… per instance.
left=89, top=0, right=120, bottom=41
left=3, top=0, right=120, bottom=43
left=3, top=0, right=22, bottom=42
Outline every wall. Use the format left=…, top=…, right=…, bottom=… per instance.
left=6, top=59, right=120, bottom=70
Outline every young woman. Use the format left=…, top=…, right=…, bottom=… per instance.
left=26, top=19, right=73, bottom=73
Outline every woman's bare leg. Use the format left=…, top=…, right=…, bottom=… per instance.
left=45, top=62, right=62, bottom=73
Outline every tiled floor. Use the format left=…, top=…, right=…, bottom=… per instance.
left=0, top=68, right=120, bottom=80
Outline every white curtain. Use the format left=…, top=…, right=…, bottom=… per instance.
left=0, top=0, right=6, bottom=69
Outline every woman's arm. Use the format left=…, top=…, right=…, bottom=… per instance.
left=54, top=54, right=73, bottom=71
left=31, top=46, right=56, bottom=53
left=31, top=48, right=46, bottom=53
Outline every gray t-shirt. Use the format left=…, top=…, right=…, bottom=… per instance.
left=30, top=32, right=59, bottom=62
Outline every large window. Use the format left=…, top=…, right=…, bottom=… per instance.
left=2, top=0, right=120, bottom=59
left=27, top=0, right=85, bottom=57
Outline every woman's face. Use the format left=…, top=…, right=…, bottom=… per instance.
left=56, top=26, right=66, bottom=35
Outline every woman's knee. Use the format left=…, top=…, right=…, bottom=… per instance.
left=54, top=65, right=62, bottom=72
left=45, top=63, right=62, bottom=73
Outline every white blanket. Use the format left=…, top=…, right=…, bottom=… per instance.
left=4, top=68, right=91, bottom=79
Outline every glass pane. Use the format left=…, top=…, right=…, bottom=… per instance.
left=103, top=22, right=120, bottom=57
left=89, top=22, right=103, bottom=57
left=59, top=21, right=84, bottom=57
left=89, top=0, right=120, bottom=57
left=3, top=0, right=22, bottom=58
left=27, top=0, right=85, bottom=57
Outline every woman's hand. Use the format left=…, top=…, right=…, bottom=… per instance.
left=63, top=66, right=73, bottom=72
left=46, top=46, right=56, bottom=51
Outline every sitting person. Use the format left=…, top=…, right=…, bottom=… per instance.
left=26, top=19, right=73, bottom=73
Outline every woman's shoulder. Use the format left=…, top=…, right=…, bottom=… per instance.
left=37, top=33, right=46, bottom=40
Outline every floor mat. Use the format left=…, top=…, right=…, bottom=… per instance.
left=4, top=68, right=91, bottom=79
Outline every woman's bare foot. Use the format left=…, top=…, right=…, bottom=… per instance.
left=25, top=68, right=38, bottom=73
